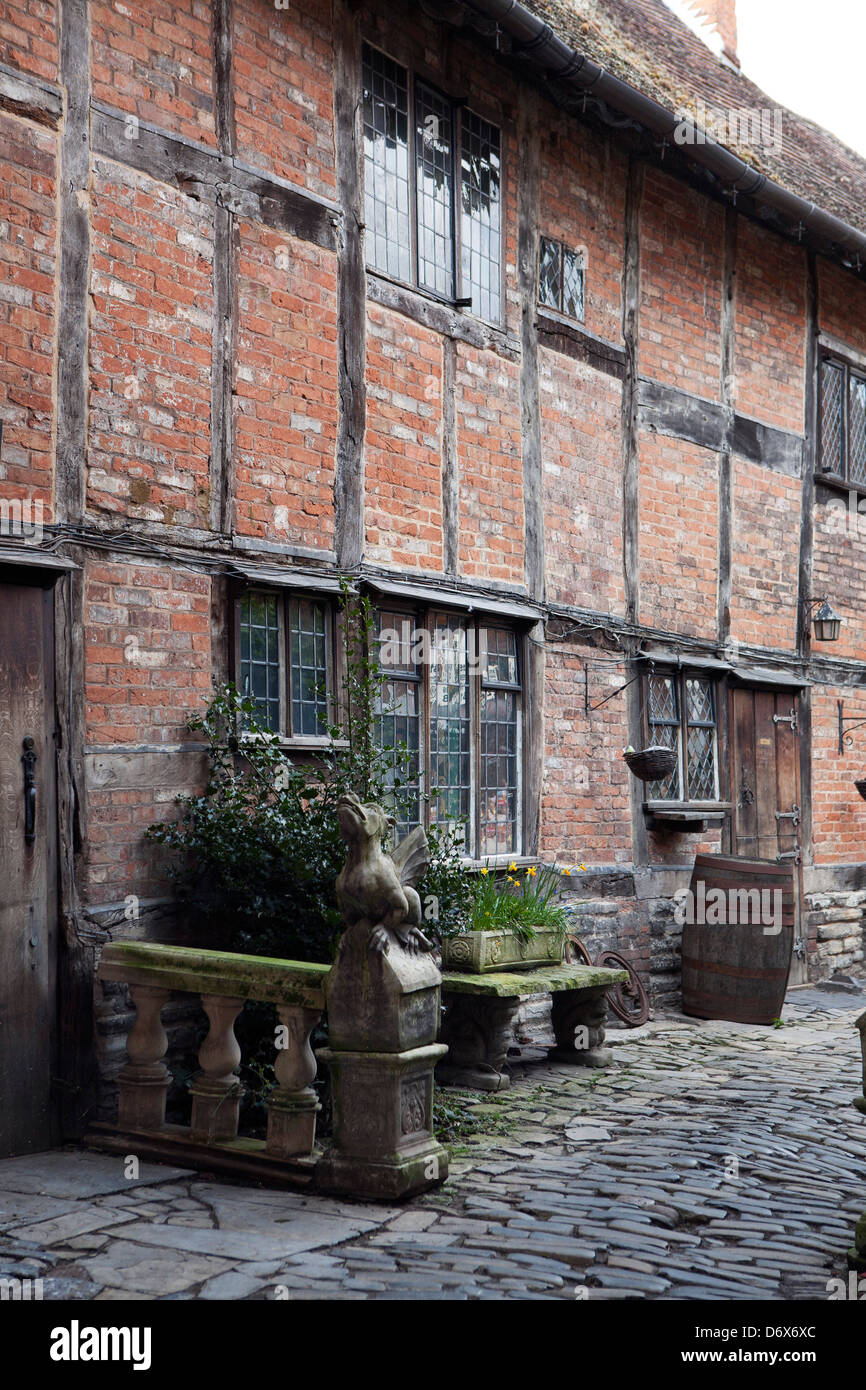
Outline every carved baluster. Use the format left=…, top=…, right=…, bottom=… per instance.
left=266, top=1004, right=322, bottom=1158
left=118, top=984, right=171, bottom=1131
left=189, top=994, right=245, bottom=1142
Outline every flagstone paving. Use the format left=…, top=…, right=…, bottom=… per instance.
left=1, top=983, right=864, bottom=1301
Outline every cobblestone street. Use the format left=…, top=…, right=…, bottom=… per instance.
left=2, top=984, right=864, bottom=1302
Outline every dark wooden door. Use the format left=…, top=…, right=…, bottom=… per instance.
left=0, top=581, right=58, bottom=1156
left=729, top=686, right=804, bottom=982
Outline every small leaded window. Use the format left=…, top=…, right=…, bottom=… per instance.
left=646, top=672, right=718, bottom=803
left=820, top=354, right=866, bottom=486
left=376, top=610, right=422, bottom=838
left=538, top=235, right=586, bottom=321
left=429, top=614, right=472, bottom=841
left=479, top=627, right=521, bottom=857
left=362, top=43, right=502, bottom=321
left=238, top=592, right=331, bottom=739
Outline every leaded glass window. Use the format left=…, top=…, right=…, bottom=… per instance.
left=237, top=591, right=332, bottom=740
left=430, top=615, right=471, bottom=845
left=239, top=593, right=281, bottom=733
left=362, top=45, right=411, bottom=282
left=646, top=672, right=718, bottom=803
left=362, top=43, right=502, bottom=322
left=820, top=354, right=866, bottom=485
left=376, top=610, right=421, bottom=838
left=461, top=110, right=501, bottom=323
left=479, top=628, right=520, bottom=856
left=290, top=599, right=329, bottom=737
left=538, top=235, right=585, bottom=321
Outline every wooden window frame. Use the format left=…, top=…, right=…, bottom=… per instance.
left=817, top=348, right=866, bottom=492
left=643, top=669, right=723, bottom=809
left=375, top=603, right=527, bottom=862
left=537, top=234, right=587, bottom=324
left=361, top=40, right=504, bottom=326
left=232, top=588, right=341, bottom=748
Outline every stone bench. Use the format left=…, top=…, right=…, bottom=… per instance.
left=437, top=962, right=628, bottom=1092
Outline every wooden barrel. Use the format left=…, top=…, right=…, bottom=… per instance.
left=680, top=854, right=795, bottom=1025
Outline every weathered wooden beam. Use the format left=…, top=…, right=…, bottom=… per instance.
left=796, top=251, right=820, bottom=869
left=55, top=0, right=95, bottom=1140
left=718, top=206, right=736, bottom=648
left=536, top=310, right=626, bottom=379
left=212, top=0, right=235, bottom=158
left=637, top=378, right=804, bottom=476
left=442, top=336, right=459, bottom=576
left=0, top=60, right=62, bottom=127
left=621, top=157, right=643, bottom=629
left=90, top=105, right=338, bottom=252
left=209, top=0, right=236, bottom=536
left=367, top=273, right=521, bottom=362
left=333, top=0, right=366, bottom=570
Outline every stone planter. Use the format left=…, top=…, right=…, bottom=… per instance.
left=442, top=928, right=564, bottom=973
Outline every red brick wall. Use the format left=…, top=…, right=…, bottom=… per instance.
left=541, top=645, right=632, bottom=863
left=811, top=685, right=866, bottom=866
left=638, top=169, right=723, bottom=401
left=0, top=0, right=58, bottom=81
left=455, top=346, right=523, bottom=585
left=83, top=558, right=211, bottom=900
left=88, top=164, right=213, bottom=527
left=90, top=0, right=215, bottom=146
left=232, top=0, right=335, bottom=200
left=734, top=222, right=806, bottom=432
left=540, top=350, right=625, bottom=612
left=819, top=260, right=866, bottom=357
left=539, top=115, right=626, bottom=344
left=812, top=486, right=866, bottom=663
left=365, top=304, right=443, bottom=571
left=234, top=220, right=338, bottom=550
left=0, top=113, right=56, bottom=516
left=729, top=456, right=800, bottom=650
left=637, top=432, right=719, bottom=637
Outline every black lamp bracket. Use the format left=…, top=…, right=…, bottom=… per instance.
left=837, top=699, right=866, bottom=754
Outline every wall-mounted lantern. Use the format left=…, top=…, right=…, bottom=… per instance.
left=812, top=600, right=842, bottom=643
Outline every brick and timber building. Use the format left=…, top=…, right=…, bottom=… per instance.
left=2, top=0, right=866, bottom=1145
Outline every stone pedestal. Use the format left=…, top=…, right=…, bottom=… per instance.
left=855, top=1010, right=866, bottom=1114
left=317, top=921, right=449, bottom=1199
left=548, top=988, right=614, bottom=1067
left=317, top=1044, right=449, bottom=1198
left=437, top=994, right=518, bottom=1091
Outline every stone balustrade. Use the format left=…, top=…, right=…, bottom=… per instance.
left=93, top=943, right=329, bottom=1178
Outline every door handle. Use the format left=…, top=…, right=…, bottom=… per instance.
left=22, top=736, right=36, bottom=845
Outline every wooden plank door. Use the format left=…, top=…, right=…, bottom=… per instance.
left=729, top=686, right=805, bottom=983
left=0, top=581, right=58, bottom=1156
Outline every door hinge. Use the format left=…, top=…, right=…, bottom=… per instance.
left=775, top=804, right=800, bottom=826
left=773, top=709, right=797, bottom=731
left=794, top=935, right=807, bottom=959
left=776, top=848, right=801, bottom=864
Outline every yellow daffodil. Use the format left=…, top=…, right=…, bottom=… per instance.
left=579, top=863, right=587, bottom=872
left=508, top=861, right=517, bottom=871
left=562, top=867, right=572, bottom=877
left=526, top=865, right=537, bottom=878
left=479, top=867, right=488, bottom=876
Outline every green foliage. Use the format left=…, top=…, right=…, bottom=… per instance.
left=462, top=862, right=575, bottom=942
left=146, top=581, right=473, bottom=962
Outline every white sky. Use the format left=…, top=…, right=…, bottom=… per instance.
left=736, top=0, right=866, bottom=157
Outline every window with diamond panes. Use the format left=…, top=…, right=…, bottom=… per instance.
left=647, top=674, right=681, bottom=800
left=361, top=43, right=501, bottom=322
left=819, top=355, right=866, bottom=485
left=538, top=236, right=585, bottom=321
left=289, top=599, right=330, bottom=737
left=479, top=628, right=520, bottom=856
left=239, top=593, right=282, bottom=733
left=646, top=673, right=719, bottom=803
left=685, top=679, right=718, bottom=801
left=376, top=610, right=421, bottom=837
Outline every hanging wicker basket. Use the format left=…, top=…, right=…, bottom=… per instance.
left=854, top=778, right=866, bottom=802
left=623, top=745, right=677, bottom=781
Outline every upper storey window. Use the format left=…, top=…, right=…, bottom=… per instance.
left=819, top=353, right=866, bottom=487
left=538, top=236, right=586, bottom=322
left=362, top=43, right=502, bottom=323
